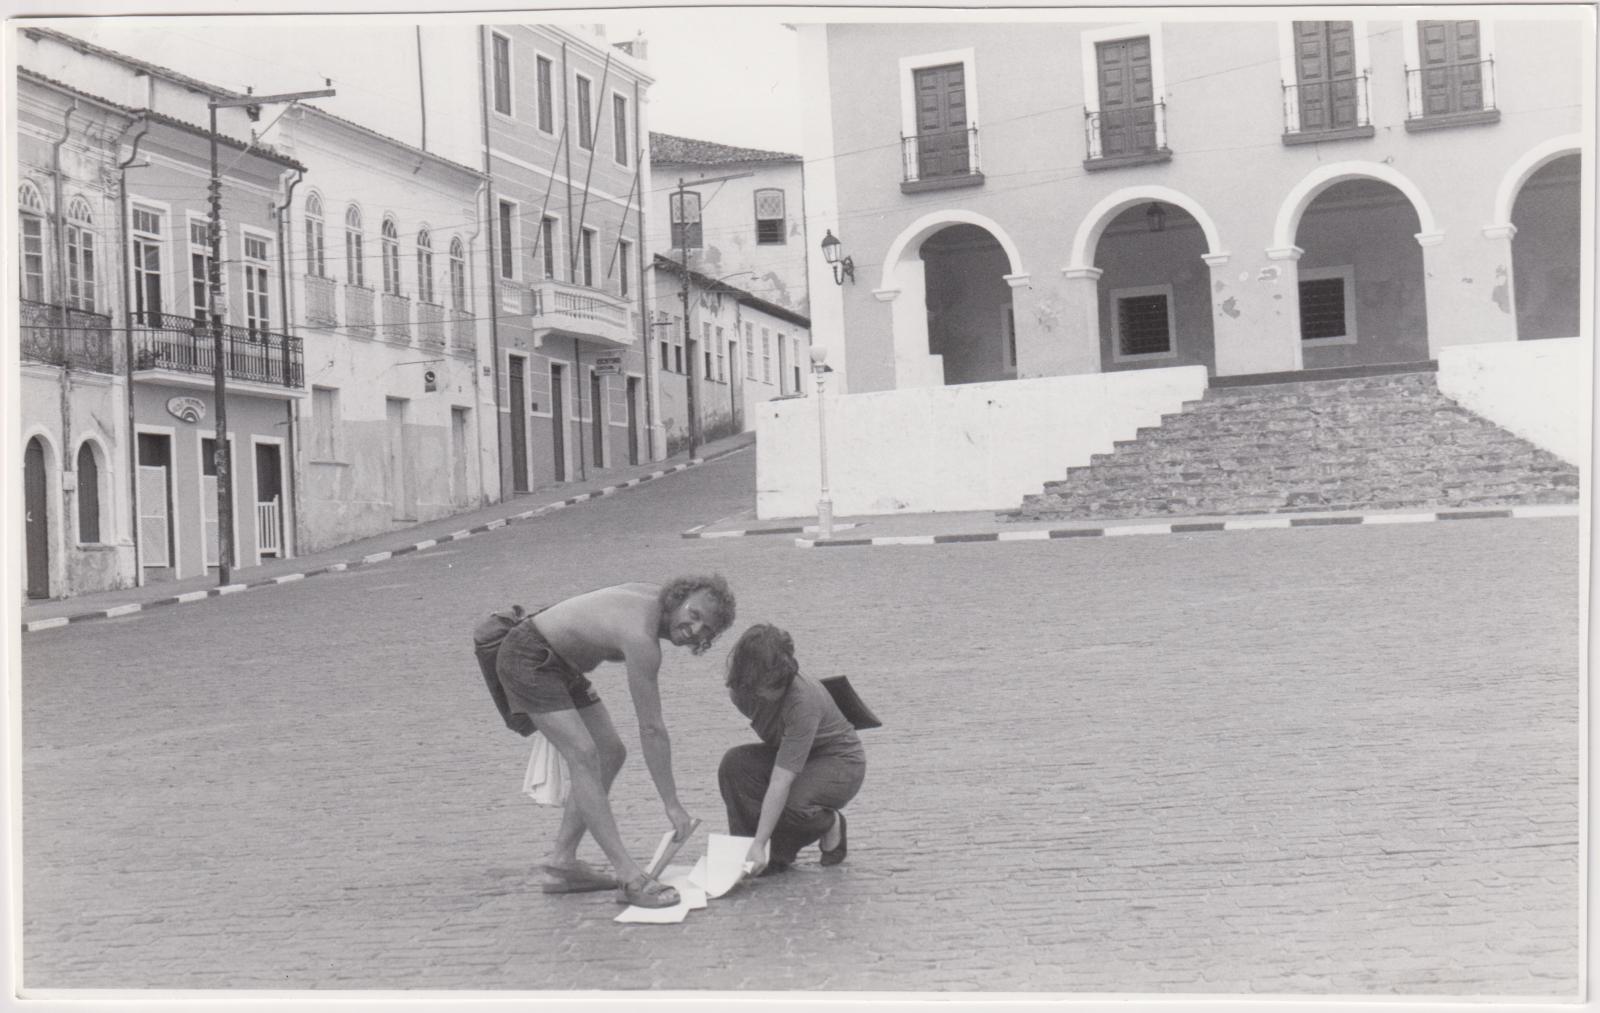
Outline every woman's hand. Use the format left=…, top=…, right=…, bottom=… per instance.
left=744, top=839, right=768, bottom=876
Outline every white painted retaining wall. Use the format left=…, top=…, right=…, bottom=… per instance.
left=755, top=367, right=1210, bottom=518
left=1437, top=337, right=1589, bottom=466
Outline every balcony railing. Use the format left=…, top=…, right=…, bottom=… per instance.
left=346, top=284, right=375, bottom=337
left=20, top=299, right=116, bottom=372
left=900, top=126, right=983, bottom=191
left=1405, top=60, right=1499, bottom=129
left=305, top=274, right=338, bottom=327
left=1084, top=101, right=1170, bottom=168
left=1282, top=76, right=1373, bottom=141
left=450, top=308, right=474, bottom=354
left=525, top=280, right=635, bottom=347
left=131, top=311, right=303, bottom=389
left=380, top=291, right=411, bottom=342
left=417, top=300, right=446, bottom=348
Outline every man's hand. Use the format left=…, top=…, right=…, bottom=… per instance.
left=667, top=802, right=695, bottom=842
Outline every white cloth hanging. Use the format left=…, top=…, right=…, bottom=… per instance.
left=522, top=732, right=570, bottom=806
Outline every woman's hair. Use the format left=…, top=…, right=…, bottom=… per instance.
left=658, top=574, right=737, bottom=655
left=725, top=623, right=799, bottom=713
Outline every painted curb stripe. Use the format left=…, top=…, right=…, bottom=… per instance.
left=1512, top=504, right=1580, bottom=518
left=998, top=530, right=1051, bottom=541
left=933, top=532, right=1000, bottom=544
left=1290, top=516, right=1364, bottom=527
left=1436, top=509, right=1514, bottom=521
left=1105, top=524, right=1174, bottom=537
left=364, top=551, right=393, bottom=563
left=1225, top=518, right=1294, bottom=530
left=274, top=573, right=305, bottom=584
left=102, top=604, right=141, bottom=618
left=175, top=590, right=210, bottom=603
left=215, top=584, right=248, bottom=595
left=1363, top=513, right=1435, bottom=525
left=1172, top=522, right=1226, bottom=533
left=26, top=617, right=69, bottom=632
left=1050, top=528, right=1104, bottom=538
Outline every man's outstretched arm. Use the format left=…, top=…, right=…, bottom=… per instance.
left=624, top=636, right=694, bottom=840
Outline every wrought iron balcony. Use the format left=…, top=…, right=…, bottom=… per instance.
left=380, top=291, right=411, bottom=343
left=1405, top=59, right=1500, bottom=130
left=20, top=299, right=116, bottom=372
left=1084, top=102, right=1171, bottom=169
left=1282, top=76, right=1374, bottom=143
left=304, top=274, right=338, bottom=327
left=345, top=284, right=375, bottom=337
left=449, top=308, right=474, bottom=355
left=524, top=280, right=636, bottom=347
left=417, top=300, right=446, bottom=349
left=900, top=126, right=983, bottom=192
left=131, top=311, right=304, bottom=390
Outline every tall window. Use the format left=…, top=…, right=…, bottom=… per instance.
left=1293, top=22, right=1361, bottom=133
left=673, top=314, right=684, bottom=373
left=1111, top=285, right=1175, bottom=360
left=244, top=234, right=271, bottom=336
left=131, top=205, right=164, bottom=325
left=492, top=32, right=512, bottom=115
left=715, top=325, right=726, bottom=381
left=618, top=238, right=632, bottom=298
left=449, top=237, right=467, bottom=311
left=536, top=55, right=554, bottom=132
left=612, top=93, right=629, bottom=165
left=417, top=228, right=435, bottom=303
left=498, top=201, right=515, bottom=280
left=19, top=182, right=46, bottom=301
left=791, top=337, right=802, bottom=393
left=381, top=218, right=402, bottom=295
left=581, top=227, right=596, bottom=287
left=65, top=197, right=96, bottom=311
left=304, top=192, right=326, bottom=277
left=754, top=189, right=786, bottom=245
left=744, top=321, right=756, bottom=379
left=761, top=327, right=772, bottom=382
left=703, top=321, right=714, bottom=378
left=540, top=216, right=556, bottom=280
left=189, top=220, right=215, bottom=324
left=576, top=75, right=594, bottom=150
left=76, top=443, right=101, bottom=543
left=344, top=204, right=365, bottom=287
left=1416, top=20, right=1488, bottom=117
left=311, top=386, right=340, bottom=460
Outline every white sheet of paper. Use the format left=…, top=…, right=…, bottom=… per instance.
left=614, top=898, right=692, bottom=924
left=702, top=834, right=766, bottom=899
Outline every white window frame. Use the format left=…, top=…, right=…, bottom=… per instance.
left=1400, top=18, right=1495, bottom=118
left=497, top=198, right=520, bottom=282
left=618, top=238, right=632, bottom=298
left=19, top=181, right=48, bottom=302
left=187, top=212, right=225, bottom=323
left=1081, top=23, right=1168, bottom=157
left=304, top=191, right=326, bottom=278
left=310, top=385, right=342, bottom=462
left=449, top=236, right=468, bottom=312
left=581, top=226, right=597, bottom=287
left=754, top=188, right=787, bottom=246
left=534, top=50, right=558, bottom=137
left=240, top=225, right=275, bottom=335
left=744, top=321, right=756, bottom=379
left=702, top=320, right=714, bottom=380
left=761, top=327, right=772, bottom=383
left=64, top=196, right=97, bottom=312
left=575, top=71, right=595, bottom=151
left=380, top=217, right=403, bottom=296
left=1298, top=265, right=1359, bottom=346
left=344, top=203, right=366, bottom=289
left=610, top=89, right=630, bottom=167
left=1277, top=19, right=1373, bottom=134
left=417, top=227, right=436, bottom=305
left=1110, top=283, right=1178, bottom=363
left=130, top=197, right=174, bottom=326
left=73, top=436, right=109, bottom=547
left=898, top=47, right=979, bottom=183
left=491, top=31, right=515, bottom=119
left=248, top=432, right=290, bottom=563
left=716, top=325, right=727, bottom=382
left=538, top=213, right=560, bottom=282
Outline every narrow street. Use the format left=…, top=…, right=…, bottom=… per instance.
left=20, top=450, right=1580, bottom=994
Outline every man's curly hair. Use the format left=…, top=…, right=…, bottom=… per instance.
left=658, top=574, right=737, bottom=655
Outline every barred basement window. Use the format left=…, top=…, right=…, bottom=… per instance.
left=1298, top=266, right=1356, bottom=343
left=754, top=188, right=786, bottom=245
left=1112, top=285, right=1175, bottom=359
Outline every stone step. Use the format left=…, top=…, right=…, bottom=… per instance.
left=1035, top=473, right=1577, bottom=505
left=1087, top=441, right=1551, bottom=470
left=1056, top=458, right=1568, bottom=490
left=1016, top=484, right=1579, bottom=521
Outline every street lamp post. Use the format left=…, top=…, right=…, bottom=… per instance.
left=809, top=345, right=833, bottom=539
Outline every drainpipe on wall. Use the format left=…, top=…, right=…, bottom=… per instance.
left=51, top=100, right=79, bottom=557
left=478, top=26, right=506, bottom=503
left=561, top=40, right=580, bottom=480
left=116, top=110, right=150, bottom=586
left=466, top=178, right=490, bottom=506
left=275, top=166, right=305, bottom=559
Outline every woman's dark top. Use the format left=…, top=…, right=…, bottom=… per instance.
left=737, top=673, right=865, bottom=774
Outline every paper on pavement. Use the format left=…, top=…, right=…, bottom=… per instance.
left=613, top=866, right=708, bottom=923
left=702, top=833, right=767, bottom=899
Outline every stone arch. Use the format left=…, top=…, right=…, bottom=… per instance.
left=72, top=432, right=113, bottom=544
left=21, top=427, right=60, bottom=599
left=880, top=209, right=1025, bottom=289
left=1274, top=162, right=1439, bottom=251
left=1066, top=185, right=1227, bottom=271
left=1492, top=133, right=1583, bottom=227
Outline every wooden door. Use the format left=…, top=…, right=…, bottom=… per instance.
left=24, top=438, right=49, bottom=598
left=590, top=371, right=604, bottom=468
left=1419, top=21, right=1483, bottom=115
left=549, top=364, right=566, bottom=482
left=202, top=437, right=220, bottom=567
left=625, top=377, right=640, bottom=466
left=508, top=356, right=529, bottom=492
left=254, top=442, right=283, bottom=557
left=1295, top=21, right=1359, bottom=131
left=386, top=398, right=411, bottom=520
left=1096, top=38, right=1157, bottom=156
left=451, top=407, right=470, bottom=504
left=913, top=63, right=969, bottom=178
left=137, top=433, right=172, bottom=571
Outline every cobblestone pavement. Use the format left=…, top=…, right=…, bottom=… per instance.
left=17, top=450, right=1581, bottom=997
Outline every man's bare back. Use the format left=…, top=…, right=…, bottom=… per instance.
left=533, top=583, right=662, bottom=673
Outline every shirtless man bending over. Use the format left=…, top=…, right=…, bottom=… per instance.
left=494, top=576, right=736, bottom=908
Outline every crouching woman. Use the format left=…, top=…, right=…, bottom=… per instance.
left=719, top=624, right=866, bottom=875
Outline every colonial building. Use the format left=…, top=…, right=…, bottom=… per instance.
left=479, top=24, right=658, bottom=483
left=271, top=105, right=493, bottom=553
left=648, top=255, right=811, bottom=452
left=17, top=29, right=308, bottom=592
left=647, top=132, right=813, bottom=449
left=761, top=15, right=1588, bottom=517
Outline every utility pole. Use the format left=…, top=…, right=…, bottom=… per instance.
left=207, top=85, right=333, bottom=585
left=674, top=171, right=750, bottom=459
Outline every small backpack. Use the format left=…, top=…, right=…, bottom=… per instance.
left=473, top=605, right=537, bottom=737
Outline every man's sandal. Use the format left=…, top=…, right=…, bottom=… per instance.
left=539, top=860, right=618, bottom=894
left=615, top=875, right=680, bottom=909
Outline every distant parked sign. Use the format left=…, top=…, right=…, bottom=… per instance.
left=594, top=353, right=624, bottom=376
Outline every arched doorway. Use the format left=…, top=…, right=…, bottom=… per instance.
left=1293, top=178, right=1429, bottom=366
left=921, top=224, right=1013, bottom=384
left=24, top=436, right=49, bottom=599
left=1092, top=200, right=1215, bottom=372
left=1511, top=153, right=1581, bottom=340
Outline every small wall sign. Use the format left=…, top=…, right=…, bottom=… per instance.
left=166, top=396, right=207, bottom=423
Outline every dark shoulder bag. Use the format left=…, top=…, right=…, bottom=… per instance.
left=473, top=605, right=537, bottom=737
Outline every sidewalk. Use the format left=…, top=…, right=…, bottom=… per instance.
left=22, top=432, right=754, bottom=630
left=684, top=497, right=1581, bottom=548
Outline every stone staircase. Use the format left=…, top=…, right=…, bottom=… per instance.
left=1005, top=368, right=1579, bottom=522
